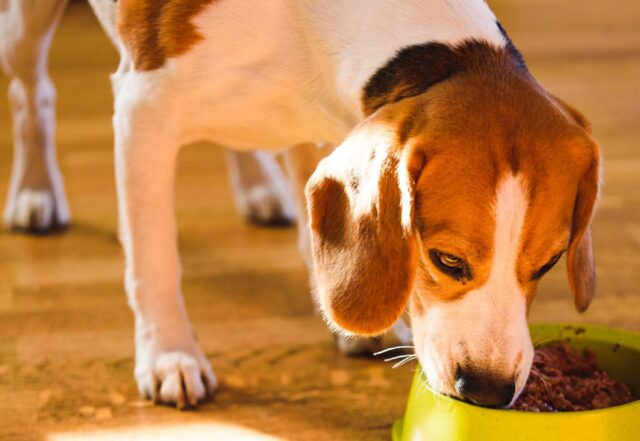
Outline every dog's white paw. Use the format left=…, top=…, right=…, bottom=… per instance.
left=334, top=319, right=413, bottom=356
left=4, top=188, right=70, bottom=233
left=135, top=336, right=217, bottom=409
left=242, top=185, right=295, bottom=226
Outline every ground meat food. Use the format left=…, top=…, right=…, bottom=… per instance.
left=511, top=343, right=635, bottom=412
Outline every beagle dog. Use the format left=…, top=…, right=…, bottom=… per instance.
left=1, top=0, right=600, bottom=409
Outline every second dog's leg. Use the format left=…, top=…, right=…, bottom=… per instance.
left=114, top=83, right=216, bottom=408
left=0, top=0, right=70, bottom=232
left=225, top=150, right=296, bottom=226
left=284, top=143, right=412, bottom=355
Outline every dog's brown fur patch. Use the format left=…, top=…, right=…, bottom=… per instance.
left=117, top=0, right=217, bottom=71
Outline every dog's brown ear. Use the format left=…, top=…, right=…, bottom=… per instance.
left=305, top=119, right=423, bottom=336
left=551, top=96, right=601, bottom=312
left=567, top=151, right=600, bottom=312
left=551, top=94, right=592, bottom=133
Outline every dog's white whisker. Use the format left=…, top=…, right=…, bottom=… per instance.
left=417, top=366, right=453, bottom=408
left=532, top=337, right=564, bottom=348
left=392, top=355, right=417, bottom=369
left=420, top=377, right=443, bottom=405
left=383, top=353, right=416, bottom=362
left=373, top=346, right=415, bottom=356
left=529, top=369, right=551, bottom=396
left=419, top=369, right=436, bottom=394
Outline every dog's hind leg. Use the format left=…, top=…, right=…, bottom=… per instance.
left=283, top=143, right=413, bottom=356
left=0, top=0, right=70, bottom=233
left=225, top=150, right=296, bottom=226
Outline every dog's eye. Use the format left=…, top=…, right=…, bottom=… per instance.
left=532, top=252, right=564, bottom=280
left=428, top=249, right=472, bottom=282
left=439, top=253, right=463, bottom=267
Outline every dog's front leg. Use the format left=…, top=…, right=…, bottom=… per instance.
left=113, top=90, right=216, bottom=408
left=0, top=0, right=70, bottom=232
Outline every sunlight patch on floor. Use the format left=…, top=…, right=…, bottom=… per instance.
left=48, top=422, right=285, bottom=441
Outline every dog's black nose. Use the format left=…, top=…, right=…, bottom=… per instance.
left=454, top=367, right=515, bottom=407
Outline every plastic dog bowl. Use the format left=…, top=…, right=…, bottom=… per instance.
left=392, top=324, right=640, bottom=441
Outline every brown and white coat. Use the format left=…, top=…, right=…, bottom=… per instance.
left=1, top=0, right=600, bottom=409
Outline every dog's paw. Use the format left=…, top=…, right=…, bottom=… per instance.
left=134, top=326, right=217, bottom=409
left=334, top=319, right=413, bottom=356
left=135, top=348, right=217, bottom=409
left=4, top=188, right=70, bottom=233
left=242, top=185, right=295, bottom=226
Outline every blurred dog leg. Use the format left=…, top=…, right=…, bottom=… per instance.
left=225, top=150, right=296, bottom=226
left=0, top=0, right=71, bottom=233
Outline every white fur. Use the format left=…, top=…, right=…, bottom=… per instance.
left=413, top=174, right=534, bottom=402
left=5, top=0, right=512, bottom=406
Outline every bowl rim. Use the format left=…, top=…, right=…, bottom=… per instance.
left=412, top=322, right=640, bottom=416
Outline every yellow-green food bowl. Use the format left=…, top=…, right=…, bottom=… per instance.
left=392, top=324, right=640, bottom=441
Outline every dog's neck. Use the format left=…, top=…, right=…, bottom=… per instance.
left=297, top=0, right=508, bottom=119
left=361, top=39, right=529, bottom=116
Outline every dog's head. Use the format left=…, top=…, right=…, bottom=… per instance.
left=306, top=42, right=600, bottom=407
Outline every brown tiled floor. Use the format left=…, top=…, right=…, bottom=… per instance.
left=0, top=1, right=638, bottom=440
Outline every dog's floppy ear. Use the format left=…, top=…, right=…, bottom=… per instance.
left=305, top=119, right=423, bottom=336
left=554, top=97, right=601, bottom=312
left=551, top=95, right=592, bottom=133
left=567, top=147, right=600, bottom=312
